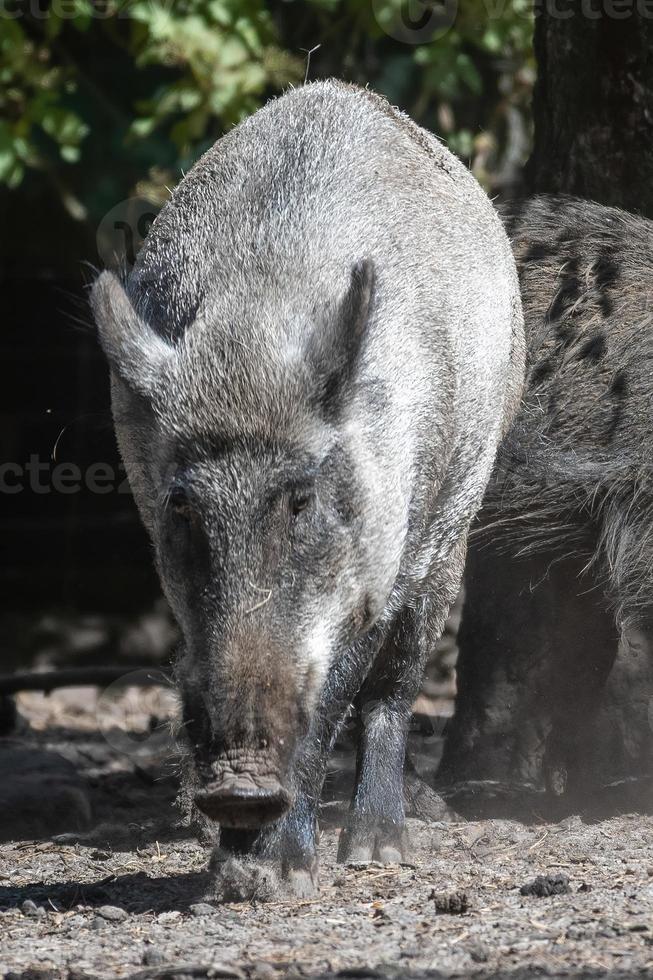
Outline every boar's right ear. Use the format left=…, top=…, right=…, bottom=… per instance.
left=90, top=270, right=174, bottom=399
left=310, top=259, right=375, bottom=417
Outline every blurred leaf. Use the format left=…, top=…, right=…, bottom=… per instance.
left=60, top=144, right=81, bottom=162
left=40, top=107, right=89, bottom=147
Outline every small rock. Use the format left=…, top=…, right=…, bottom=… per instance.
left=97, top=905, right=128, bottom=922
left=63, top=915, right=86, bottom=930
left=142, top=947, right=165, bottom=966
left=189, top=902, right=216, bottom=917
left=249, top=964, right=277, bottom=980
left=399, top=946, right=419, bottom=959
left=372, top=906, right=391, bottom=925
left=578, top=882, right=593, bottom=893
left=468, top=942, right=489, bottom=963
left=558, top=815, right=583, bottom=831
left=430, top=890, right=469, bottom=914
left=158, top=910, right=182, bottom=924
left=21, top=898, right=46, bottom=918
left=520, top=874, right=571, bottom=897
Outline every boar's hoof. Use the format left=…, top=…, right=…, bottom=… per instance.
left=337, top=821, right=409, bottom=866
left=209, top=851, right=280, bottom=903
left=207, top=847, right=318, bottom=902
left=283, top=866, right=318, bottom=900
left=208, top=853, right=318, bottom=902
left=195, top=773, right=292, bottom=828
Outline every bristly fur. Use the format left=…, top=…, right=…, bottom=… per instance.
left=476, top=194, right=653, bottom=632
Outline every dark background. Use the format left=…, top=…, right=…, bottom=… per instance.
left=3, top=0, right=653, bottom=679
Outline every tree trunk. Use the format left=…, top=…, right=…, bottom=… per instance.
left=529, top=5, right=653, bottom=215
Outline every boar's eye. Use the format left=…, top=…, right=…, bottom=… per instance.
left=163, top=485, right=209, bottom=586
left=167, top=487, right=197, bottom=524
left=290, top=488, right=314, bottom=518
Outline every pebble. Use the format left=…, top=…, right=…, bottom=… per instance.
left=249, top=963, right=276, bottom=979
left=158, top=910, right=182, bottom=924
left=558, top=815, right=583, bottom=831
left=468, top=942, right=489, bottom=963
left=430, top=890, right=469, bottom=914
left=520, top=874, right=571, bottom=897
left=21, top=899, right=45, bottom=919
left=65, top=915, right=87, bottom=931
left=97, top=904, right=129, bottom=922
left=142, top=948, right=165, bottom=966
left=189, top=902, right=216, bottom=917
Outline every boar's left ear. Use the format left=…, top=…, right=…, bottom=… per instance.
left=90, top=270, right=174, bottom=400
left=309, top=259, right=375, bottom=417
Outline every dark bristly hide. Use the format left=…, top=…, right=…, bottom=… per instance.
left=440, top=195, right=653, bottom=818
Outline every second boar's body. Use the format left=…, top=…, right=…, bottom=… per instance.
left=92, top=80, right=524, bottom=897
left=439, top=195, right=653, bottom=815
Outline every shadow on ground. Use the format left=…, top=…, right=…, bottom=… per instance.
left=0, top=868, right=212, bottom=915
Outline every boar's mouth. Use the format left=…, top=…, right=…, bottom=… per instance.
left=194, top=759, right=293, bottom=828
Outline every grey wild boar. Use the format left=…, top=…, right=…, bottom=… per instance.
left=91, top=80, right=524, bottom=897
left=440, top=195, right=653, bottom=816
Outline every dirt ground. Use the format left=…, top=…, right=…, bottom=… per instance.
left=1, top=683, right=653, bottom=980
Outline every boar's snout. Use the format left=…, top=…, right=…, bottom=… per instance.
left=194, top=755, right=293, bottom=828
left=195, top=777, right=291, bottom=828
left=186, top=647, right=306, bottom=828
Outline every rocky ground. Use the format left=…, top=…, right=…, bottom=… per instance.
left=1, top=676, right=653, bottom=980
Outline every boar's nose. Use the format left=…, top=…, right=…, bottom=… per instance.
left=194, top=772, right=292, bottom=828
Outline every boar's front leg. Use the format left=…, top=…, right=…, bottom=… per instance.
left=337, top=551, right=464, bottom=865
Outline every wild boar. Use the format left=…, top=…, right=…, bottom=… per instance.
left=91, top=80, right=524, bottom=896
left=440, top=195, right=653, bottom=816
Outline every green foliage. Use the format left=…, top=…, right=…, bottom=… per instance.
left=0, top=0, right=534, bottom=229
left=0, top=15, right=87, bottom=185
left=127, top=0, right=301, bottom=146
